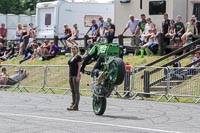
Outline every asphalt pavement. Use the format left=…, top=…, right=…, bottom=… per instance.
left=0, top=92, right=199, bottom=133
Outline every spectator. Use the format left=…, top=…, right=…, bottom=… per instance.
left=162, top=13, right=171, bottom=45
left=82, top=39, right=93, bottom=59
left=140, top=23, right=158, bottom=58
left=172, top=55, right=181, bottom=68
left=67, top=24, right=79, bottom=45
left=67, top=45, right=82, bottom=111
left=120, top=15, right=140, bottom=47
left=165, top=20, right=175, bottom=39
left=0, top=67, right=8, bottom=85
left=40, top=39, right=51, bottom=56
left=18, top=24, right=29, bottom=56
left=103, top=18, right=115, bottom=43
left=97, top=16, right=106, bottom=36
left=120, top=15, right=139, bottom=36
left=85, top=20, right=99, bottom=43
left=19, top=42, right=37, bottom=64
left=31, top=43, right=42, bottom=60
left=28, top=28, right=36, bottom=43
left=192, top=14, right=200, bottom=34
left=140, top=18, right=152, bottom=45
left=59, top=24, right=72, bottom=49
left=15, top=23, right=23, bottom=45
left=40, top=41, right=58, bottom=61
left=181, top=19, right=198, bottom=44
left=192, top=52, right=200, bottom=63
left=0, top=41, right=15, bottom=61
left=136, top=14, right=147, bottom=33
left=0, top=23, right=7, bottom=45
left=0, top=42, right=5, bottom=57
left=172, top=15, right=185, bottom=45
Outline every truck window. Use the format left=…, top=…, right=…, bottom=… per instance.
left=45, top=14, right=51, bottom=25
left=149, top=1, right=166, bottom=15
left=84, top=15, right=101, bottom=27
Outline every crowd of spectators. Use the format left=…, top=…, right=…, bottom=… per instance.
left=0, top=13, right=199, bottom=64
left=120, top=13, right=200, bottom=58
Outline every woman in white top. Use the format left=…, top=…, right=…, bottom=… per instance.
left=140, top=18, right=152, bottom=44
left=15, top=24, right=23, bottom=44
left=67, top=24, right=79, bottom=45
left=140, top=23, right=159, bottom=58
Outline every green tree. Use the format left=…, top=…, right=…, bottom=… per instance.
left=0, top=0, right=23, bottom=14
left=0, top=0, right=55, bottom=15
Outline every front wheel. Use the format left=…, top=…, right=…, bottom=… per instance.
left=92, top=96, right=106, bottom=115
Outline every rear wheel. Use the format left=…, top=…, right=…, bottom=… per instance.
left=92, top=96, right=106, bottom=115
left=109, top=58, right=125, bottom=85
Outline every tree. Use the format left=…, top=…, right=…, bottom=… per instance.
left=0, top=0, right=55, bottom=15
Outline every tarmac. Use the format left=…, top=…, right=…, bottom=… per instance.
left=0, top=91, right=200, bottom=133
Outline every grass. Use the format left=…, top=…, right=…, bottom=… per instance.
left=1, top=54, right=198, bottom=103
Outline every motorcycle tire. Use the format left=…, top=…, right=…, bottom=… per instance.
left=109, top=57, right=125, bottom=85
left=92, top=96, right=106, bottom=115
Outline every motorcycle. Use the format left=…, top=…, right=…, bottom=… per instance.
left=84, top=43, right=125, bottom=115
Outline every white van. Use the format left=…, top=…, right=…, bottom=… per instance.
left=36, top=0, right=114, bottom=40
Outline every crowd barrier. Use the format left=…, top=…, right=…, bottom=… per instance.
left=0, top=65, right=199, bottom=103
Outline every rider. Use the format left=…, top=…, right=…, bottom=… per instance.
left=80, top=42, right=108, bottom=76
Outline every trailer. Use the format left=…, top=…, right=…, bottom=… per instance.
left=36, top=0, right=114, bottom=41
left=115, top=0, right=200, bottom=35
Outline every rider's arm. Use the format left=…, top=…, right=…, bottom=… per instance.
left=81, top=46, right=97, bottom=72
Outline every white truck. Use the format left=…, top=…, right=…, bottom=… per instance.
left=36, top=0, right=114, bottom=41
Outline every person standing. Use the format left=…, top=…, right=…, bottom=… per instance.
left=121, top=15, right=139, bottom=36
left=136, top=14, right=147, bottom=33
left=103, top=18, right=115, bottom=43
left=67, top=45, right=82, bottom=111
left=0, top=23, right=7, bottom=45
left=162, top=13, right=170, bottom=45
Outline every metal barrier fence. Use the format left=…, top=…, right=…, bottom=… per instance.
left=168, top=67, right=200, bottom=103
left=131, top=66, right=170, bottom=101
left=0, top=64, right=200, bottom=103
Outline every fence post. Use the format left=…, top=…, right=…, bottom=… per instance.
left=84, top=35, right=89, bottom=48
left=158, top=33, right=164, bottom=56
left=118, top=34, right=124, bottom=46
left=143, top=70, right=150, bottom=97
left=54, top=35, right=59, bottom=45
left=124, top=62, right=132, bottom=97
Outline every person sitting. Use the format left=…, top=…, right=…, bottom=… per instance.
left=140, top=18, right=152, bottom=45
left=59, top=24, right=72, bottom=49
left=0, top=67, right=9, bottom=85
left=140, top=23, right=158, bottom=58
left=165, top=20, right=176, bottom=46
left=181, top=19, right=198, bottom=44
left=19, top=42, right=38, bottom=64
left=0, top=41, right=15, bottom=61
left=40, top=39, right=51, bottom=56
left=85, top=20, right=99, bottom=43
left=82, top=39, right=94, bottom=59
left=172, top=15, right=185, bottom=46
left=0, top=42, right=5, bottom=57
left=67, top=24, right=79, bottom=45
left=40, top=41, right=58, bottom=61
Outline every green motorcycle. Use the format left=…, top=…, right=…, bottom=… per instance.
left=82, top=42, right=125, bottom=115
